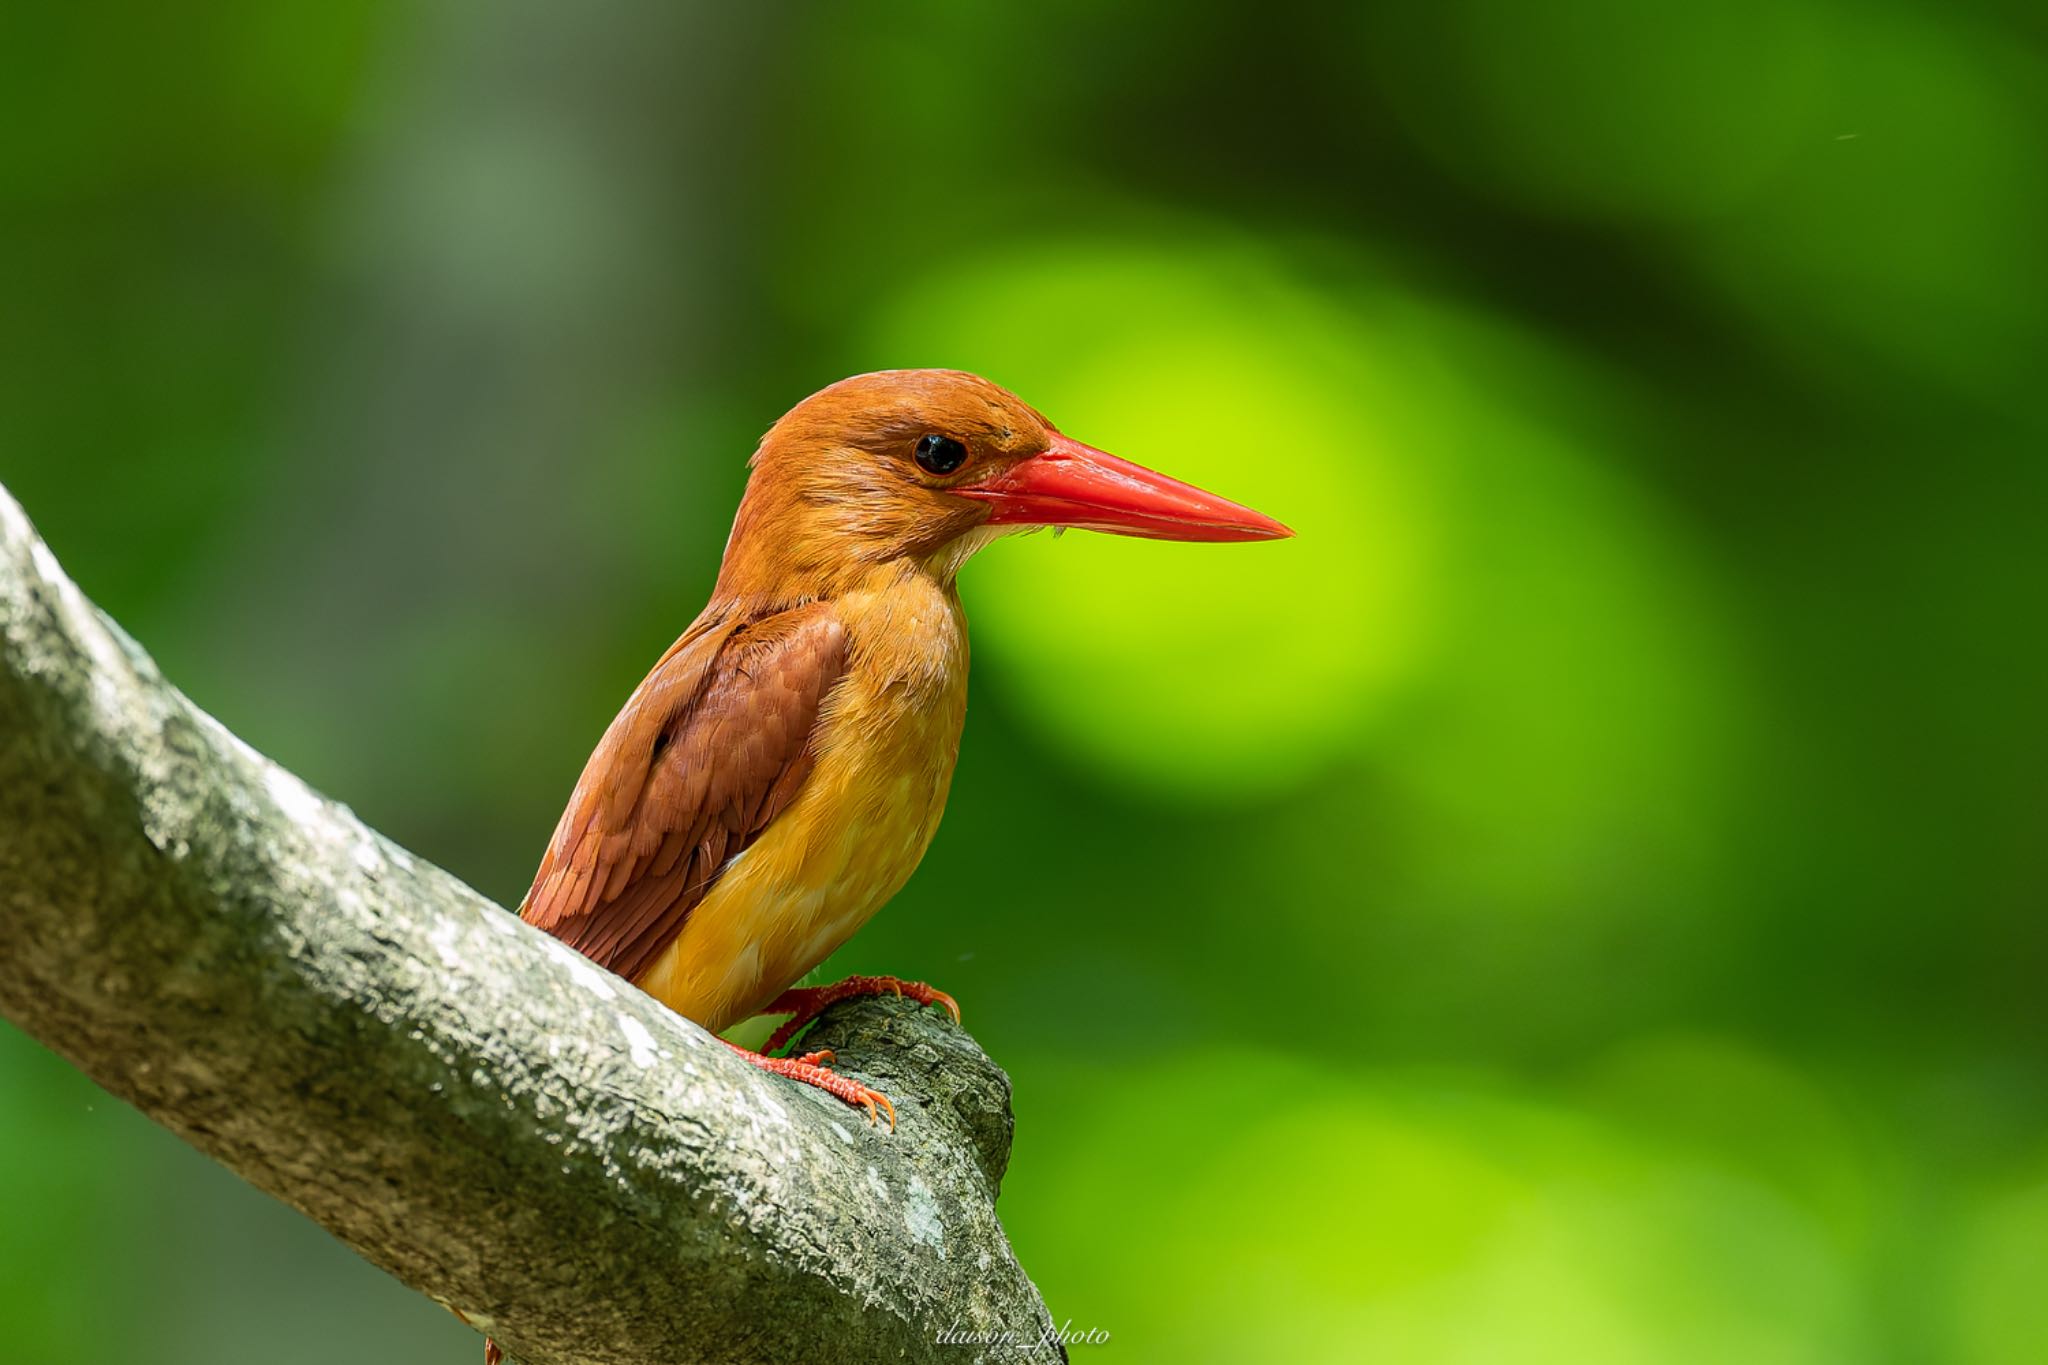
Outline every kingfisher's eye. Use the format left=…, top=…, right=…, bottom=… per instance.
left=913, top=433, right=968, bottom=475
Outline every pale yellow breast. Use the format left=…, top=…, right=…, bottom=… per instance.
left=633, top=571, right=968, bottom=1034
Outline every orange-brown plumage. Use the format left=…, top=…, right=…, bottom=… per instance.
left=518, top=369, right=1288, bottom=1112
left=521, top=605, right=846, bottom=987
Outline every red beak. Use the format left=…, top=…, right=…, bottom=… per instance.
left=952, top=433, right=1292, bottom=543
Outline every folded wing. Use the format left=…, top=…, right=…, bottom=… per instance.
left=520, top=603, right=849, bottom=984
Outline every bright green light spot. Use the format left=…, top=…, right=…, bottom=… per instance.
left=1014, top=1048, right=1861, bottom=1364
left=867, top=242, right=1435, bottom=800
left=1951, top=1172, right=2048, bottom=1365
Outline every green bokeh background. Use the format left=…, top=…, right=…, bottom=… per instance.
left=3, top=3, right=2044, bottom=1361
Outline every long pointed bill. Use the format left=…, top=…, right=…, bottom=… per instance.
left=952, top=433, right=1293, bottom=542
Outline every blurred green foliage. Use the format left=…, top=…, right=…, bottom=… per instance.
left=2, top=2, right=2044, bottom=1362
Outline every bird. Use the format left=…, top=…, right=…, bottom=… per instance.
left=518, top=368, right=1290, bottom=1126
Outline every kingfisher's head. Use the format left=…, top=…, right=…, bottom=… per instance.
left=716, top=368, right=1290, bottom=599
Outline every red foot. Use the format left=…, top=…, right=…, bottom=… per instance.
left=484, top=1340, right=502, bottom=1365
left=762, top=974, right=961, bottom=1056
left=719, top=1036, right=896, bottom=1130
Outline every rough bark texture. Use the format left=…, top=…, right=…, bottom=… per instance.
left=0, top=484, right=1059, bottom=1365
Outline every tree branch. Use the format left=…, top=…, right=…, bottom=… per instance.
left=0, top=484, right=1060, bottom=1365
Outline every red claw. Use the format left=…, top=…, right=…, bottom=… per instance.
left=761, top=974, right=962, bottom=1056
left=719, top=1037, right=897, bottom=1131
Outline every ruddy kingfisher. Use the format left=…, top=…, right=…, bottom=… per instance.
left=520, top=369, right=1289, bottom=1124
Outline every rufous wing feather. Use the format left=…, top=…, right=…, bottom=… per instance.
left=520, top=603, right=848, bottom=985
